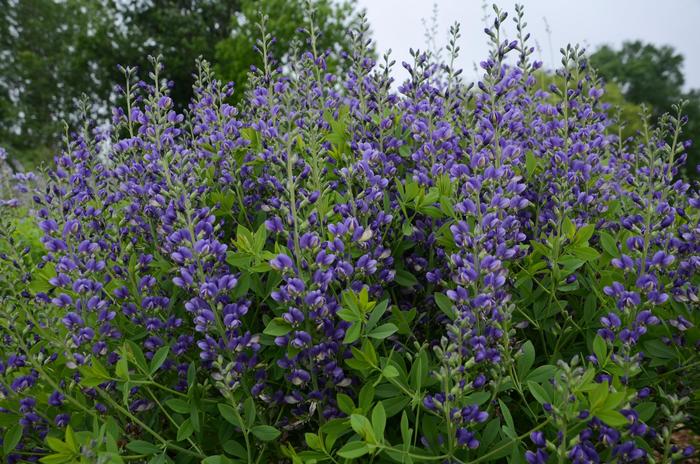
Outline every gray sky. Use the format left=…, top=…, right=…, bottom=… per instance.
left=355, top=0, right=700, bottom=90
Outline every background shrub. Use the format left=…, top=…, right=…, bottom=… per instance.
left=0, top=4, right=698, bottom=463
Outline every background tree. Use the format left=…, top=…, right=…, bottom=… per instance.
left=0, top=0, right=360, bottom=167
left=590, top=41, right=700, bottom=177
left=214, top=0, right=359, bottom=102
left=0, top=0, right=111, bottom=167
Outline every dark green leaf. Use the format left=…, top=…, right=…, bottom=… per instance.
left=517, top=341, right=535, bottom=379
left=599, top=231, right=619, bottom=257
left=165, top=399, right=190, bottom=414
left=368, top=323, right=398, bottom=340
left=251, top=425, right=281, bottom=441
left=434, top=292, right=456, bottom=320
left=176, top=418, right=194, bottom=442
left=126, top=440, right=160, bottom=455
left=263, top=318, right=292, bottom=337
left=149, top=346, right=170, bottom=375
left=217, top=404, right=241, bottom=427
left=4, top=424, right=23, bottom=454
left=526, top=381, right=550, bottom=404
left=371, top=402, right=386, bottom=441
left=337, top=441, right=370, bottom=459
left=394, top=270, right=418, bottom=287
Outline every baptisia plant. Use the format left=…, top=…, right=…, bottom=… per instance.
left=0, top=3, right=698, bottom=463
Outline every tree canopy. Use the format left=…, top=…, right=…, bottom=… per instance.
left=590, top=41, right=699, bottom=177
left=0, top=0, right=360, bottom=166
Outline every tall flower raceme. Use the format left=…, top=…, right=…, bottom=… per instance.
left=597, top=106, right=695, bottom=376
left=0, top=4, right=699, bottom=463
left=526, top=44, right=615, bottom=235
left=424, top=8, right=534, bottom=456
left=237, top=11, right=402, bottom=426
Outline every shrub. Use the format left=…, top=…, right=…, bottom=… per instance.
left=0, top=5, right=698, bottom=463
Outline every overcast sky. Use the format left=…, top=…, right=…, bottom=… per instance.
left=355, top=0, right=700, bottom=90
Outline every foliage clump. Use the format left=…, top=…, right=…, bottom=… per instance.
left=0, top=4, right=698, bottom=463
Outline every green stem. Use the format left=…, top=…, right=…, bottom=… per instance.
left=99, top=391, right=205, bottom=459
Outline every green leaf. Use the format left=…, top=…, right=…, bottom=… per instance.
left=481, top=419, right=500, bottom=449
left=382, top=365, right=400, bottom=378
left=148, top=454, right=167, bottom=464
left=343, top=322, right=361, bottom=344
left=359, top=383, right=376, bottom=412
left=592, top=335, right=607, bottom=365
left=583, top=292, right=597, bottom=322
left=569, top=245, right=600, bottom=262
left=498, top=400, right=515, bottom=432
left=4, top=424, right=23, bottom=454
left=126, top=440, right=160, bottom=455
left=464, top=391, right=491, bottom=406
left=217, top=404, right=241, bottom=427
left=337, top=441, right=370, bottom=459
left=165, top=399, right=190, bottom=414
left=526, top=365, right=557, bottom=383
left=223, top=440, right=247, bottom=458
left=409, top=349, right=429, bottom=391
left=636, top=402, right=657, bottom=422
left=602, top=391, right=627, bottom=411
left=39, top=454, right=75, bottom=464
left=371, top=402, right=386, bottom=442
left=434, top=293, right=456, bottom=320
left=526, top=381, right=550, bottom=404
left=46, top=437, right=72, bottom=454
left=525, top=150, right=537, bottom=179
left=251, top=425, right=281, bottom=441
left=338, top=308, right=360, bottom=322
left=350, top=414, right=375, bottom=442
left=559, top=256, right=585, bottom=272
left=563, top=216, right=576, bottom=240
left=64, top=426, right=77, bottom=452
left=116, top=352, right=129, bottom=380
left=201, top=455, right=234, bottom=464
left=337, top=393, right=356, bottom=415
left=263, top=318, right=292, bottom=337
left=382, top=396, right=410, bottom=418
left=487, top=438, right=515, bottom=460
left=574, top=224, right=595, bottom=245
left=596, top=410, right=629, bottom=427
left=176, top=418, right=194, bottom=442
left=254, top=224, right=267, bottom=253
left=149, top=346, right=170, bottom=375
left=305, top=433, right=323, bottom=451
left=392, top=306, right=417, bottom=335
left=400, top=411, right=412, bottom=445
left=517, top=341, right=535, bottom=379
left=599, top=231, right=619, bottom=257
left=589, top=382, right=609, bottom=411
left=368, top=323, right=398, bottom=340
left=366, top=299, right=389, bottom=332
left=643, top=340, right=677, bottom=359
left=125, top=340, right=148, bottom=371
left=394, top=269, right=418, bottom=287
left=244, top=398, right=256, bottom=428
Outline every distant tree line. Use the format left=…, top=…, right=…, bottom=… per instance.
left=1, top=2, right=698, bottom=177
left=590, top=41, right=700, bottom=178
left=0, top=0, right=358, bottom=167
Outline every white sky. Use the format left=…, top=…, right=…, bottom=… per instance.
left=355, top=0, right=700, bottom=90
